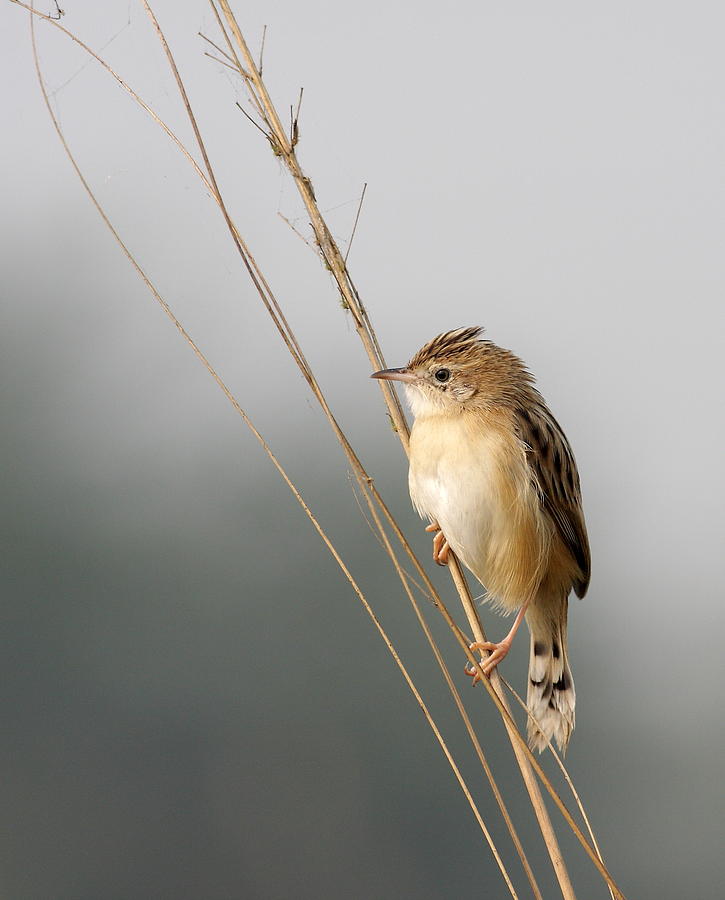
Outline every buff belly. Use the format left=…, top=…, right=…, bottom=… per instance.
left=408, top=411, right=547, bottom=611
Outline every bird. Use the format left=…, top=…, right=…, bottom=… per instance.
left=371, top=327, right=590, bottom=752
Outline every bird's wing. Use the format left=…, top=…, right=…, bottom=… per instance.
left=515, top=403, right=591, bottom=597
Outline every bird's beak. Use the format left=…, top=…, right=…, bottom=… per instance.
left=370, top=367, right=417, bottom=383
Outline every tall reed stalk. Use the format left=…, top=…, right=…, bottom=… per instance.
left=13, top=2, right=626, bottom=897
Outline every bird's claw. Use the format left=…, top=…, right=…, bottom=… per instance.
left=425, top=522, right=450, bottom=566
left=465, top=639, right=512, bottom=685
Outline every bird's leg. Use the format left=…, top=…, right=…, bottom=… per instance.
left=465, top=599, right=531, bottom=683
left=425, top=521, right=450, bottom=566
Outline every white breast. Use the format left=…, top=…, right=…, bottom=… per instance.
left=408, top=412, right=506, bottom=585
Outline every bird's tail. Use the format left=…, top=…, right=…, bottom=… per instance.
left=526, top=599, right=575, bottom=753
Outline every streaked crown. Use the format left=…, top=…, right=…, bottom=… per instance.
left=408, top=326, right=488, bottom=370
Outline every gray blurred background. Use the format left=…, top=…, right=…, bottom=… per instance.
left=2, top=1, right=723, bottom=898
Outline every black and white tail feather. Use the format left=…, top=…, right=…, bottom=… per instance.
left=526, top=603, right=575, bottom=753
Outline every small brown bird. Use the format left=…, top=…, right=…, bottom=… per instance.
left=372, top=327, right=590, bottom=752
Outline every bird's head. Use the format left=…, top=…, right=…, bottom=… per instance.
left=371, top=326, right=532, bottom=418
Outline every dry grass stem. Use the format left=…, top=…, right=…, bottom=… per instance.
left=215, top=1, right=411, bottom=441
left=448, top=557, right=577, bottom=897
left=257, top=23, right=266, bottom=76
left=277, top=212, right=316, bottom=249
left=210, top=3, right=630, bottom=898
left=140, top=4, right=539, bottom=890
left=501, top=678, right=616, bottom=900
left=25, top=4, right=521, bottom=895
left=198, top=30, right=235, bottom=64
left=15, top=1, right=628, bottom=897
left=344, top=182, right=367, bottom=264
left=203, top=51, right=238, bottom=73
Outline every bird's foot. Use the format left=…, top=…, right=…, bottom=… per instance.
left=425, top=521, right=450, bottom=566
left=465, top=639, right=513, bottom=685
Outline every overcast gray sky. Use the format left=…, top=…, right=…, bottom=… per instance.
left=2, top=2, right=724, bottom=898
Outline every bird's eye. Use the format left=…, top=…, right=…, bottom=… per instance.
left=434, top=368, right=451, bottom=383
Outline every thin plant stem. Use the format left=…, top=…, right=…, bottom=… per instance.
left=26, top=9, right=520, bottom=891
left=201, top=7, right=623, bottom=897
left=138, top=4, right=536, bottom=892
left=447, top=556, right=577, bottom=898
left=213, top=0, right=411, bottom=445
left=15, top=3, right=626, bottom=896
left=198, top=30, right=235, bottom=64
left=257, top=23, right=266, bottom=76
left=196, top=5, right=626, bottom=895
left=500, top=677, right=616, bottom=900
left=344, top=181, right=367, bottom=264
left=209, top=3, right=583, bottom=896
left=203, top=51, right=239, bottom=73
